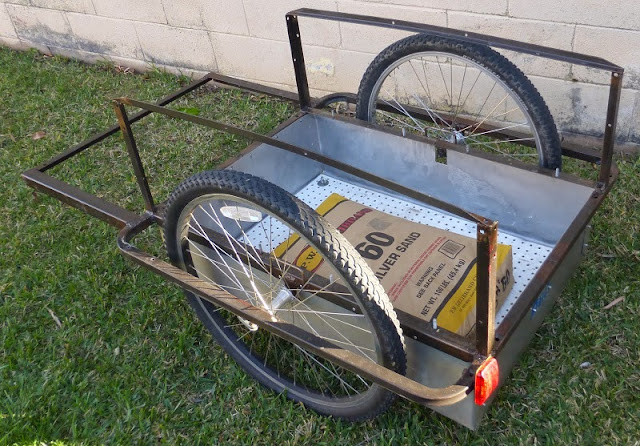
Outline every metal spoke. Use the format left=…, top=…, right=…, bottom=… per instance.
left=467, top=92, right=510, bottom=135
left=178, top=193, right=381, bottom=400
left=468, top=122, right=528, bottom=138
left=436, top=56, right=451, bottom=103
left=188, top=223, right=249, bottom=292
left=296, top=346, right=362, bottom=395
left=456, top=69, right=483, bottom=121
left=451, top=62, right=468, bottom=126
left=187, top=222, right=271, bottom=291
left=466, top=137, right=535, bottom=145
left=376, top=110, right=424, bottom=132
left=203, top=204, right=274, bottom=317
left=293, top=297, right=377, bottom=361
left=410, top=93, right=455, bottom=136
left=381, top=89, right=425, bottom=131
left=276, top=306, right=371, bottom=334
left=225, top=200, right=270, bottom=272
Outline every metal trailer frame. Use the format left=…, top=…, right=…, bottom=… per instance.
left=21, top=9, right=622, bottom=428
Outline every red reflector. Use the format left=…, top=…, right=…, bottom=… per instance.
left=474, top=356, right=500, bottom=406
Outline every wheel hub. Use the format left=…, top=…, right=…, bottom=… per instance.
left=238, top=285, right=294, bottom=332
left=446, top=129, right=466, bottom=145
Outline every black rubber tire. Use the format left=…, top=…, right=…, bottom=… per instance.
left=356, top=34, right=562, bottom=169
left=164, top=170, right=406, bottom=421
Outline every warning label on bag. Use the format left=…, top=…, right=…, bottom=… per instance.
left=274, top=194, right=514, bottom=337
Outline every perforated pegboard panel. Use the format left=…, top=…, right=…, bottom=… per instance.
left=241, top=173, right=552, bottom=327
left=295, top=174, right=553, bottom=327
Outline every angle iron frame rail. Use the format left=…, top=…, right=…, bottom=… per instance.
left=285, top=8, right=622, bottom=359
left=21, top=68, right=618, bottom=363
left=21, top=73, right=299, bottom=229
left=20, top=69, right=488, bottom=360
left=113, top=96, right=488, bottom=225
left=312, top=92, right=604, bottom=164
left=20, top=12, right=622, bottom=391
left=111, top=95, right=498, bottom=358
left=285, top=8, right=622, bottom=186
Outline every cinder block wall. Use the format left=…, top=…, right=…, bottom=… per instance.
left=1, top=0, right=639, bottom=148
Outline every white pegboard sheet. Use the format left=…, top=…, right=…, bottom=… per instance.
left=294, top=173, right=553, bottom=327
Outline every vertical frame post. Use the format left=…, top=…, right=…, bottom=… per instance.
left=476, top=219, right=498, bottom=356
left=598, top=71, right=623, bottom=186
left=113, top=102, right=155, bottom=212
left=286, top=13, right=311, bottom=109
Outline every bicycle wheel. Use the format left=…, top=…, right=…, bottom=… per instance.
left=356, top=34, right=562, bottom=169
left=164, top=170, right=406, bottom=421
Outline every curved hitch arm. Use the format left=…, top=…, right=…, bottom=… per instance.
left=117, top=212, right=471, bottom=407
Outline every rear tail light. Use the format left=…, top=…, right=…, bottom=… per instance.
left=474, top=356, right=500, bottom=405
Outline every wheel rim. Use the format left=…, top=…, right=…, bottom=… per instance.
left=174, top=193, right=382, bottom=400
left=366, top=51, right=545, bottom=165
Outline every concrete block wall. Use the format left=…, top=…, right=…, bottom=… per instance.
left=1, top=0, right=639, bottom=148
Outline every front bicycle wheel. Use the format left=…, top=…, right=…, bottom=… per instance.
left=164, top=170, right=406, bottom=421
left=356, top=34, right=562, bottom=169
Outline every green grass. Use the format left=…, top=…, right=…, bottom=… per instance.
left=1, top=47, right=639, bottom=445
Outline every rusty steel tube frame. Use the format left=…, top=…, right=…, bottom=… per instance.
left=21, top=73, right=299, bottom=228
left=20, top=10, right=622, bottom=405
left=286, top=8, right=623, bottom=187
left=475, top=220, right=498, bottom=355
left=22, top=71, right=618, bottom=362
left=285, top=8, right=623, bottom=357
left=312, top=92, right=604, bottom=164
left=111, top=96, right=500, bottom=358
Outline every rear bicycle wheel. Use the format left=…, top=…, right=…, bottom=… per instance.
left=164, top=170, right=406, bottom=421
left=356, top=34, right=562, bottom=169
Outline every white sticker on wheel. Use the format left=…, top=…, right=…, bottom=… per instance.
left=220, top=206, right=263, bottom=222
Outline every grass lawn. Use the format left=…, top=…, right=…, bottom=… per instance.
left=1, top=47, right=639, bottom=445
